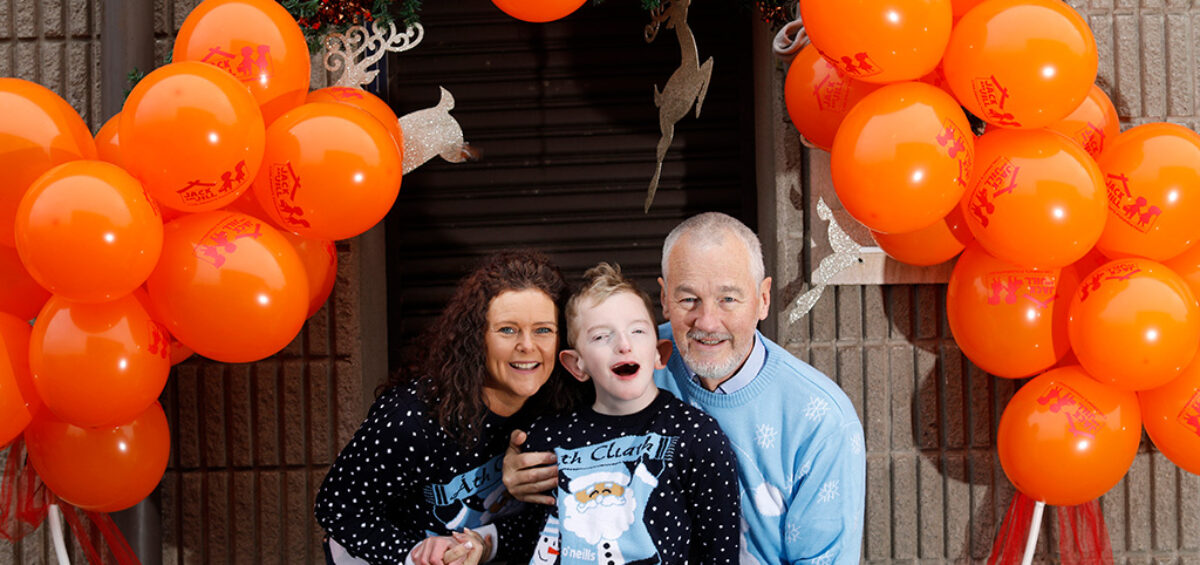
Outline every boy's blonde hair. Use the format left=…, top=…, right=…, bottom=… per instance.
left=565, top=262, right=657, bottom=347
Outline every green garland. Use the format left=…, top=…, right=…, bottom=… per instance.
left=278, top=0, right=796, bottom=51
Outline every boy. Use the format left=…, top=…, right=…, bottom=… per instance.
left=521, top=263, right=740, bottom=564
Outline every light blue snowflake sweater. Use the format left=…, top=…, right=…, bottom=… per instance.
left=655, top=324, right=866, bottom=565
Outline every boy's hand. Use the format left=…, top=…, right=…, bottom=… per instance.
left=501, top=429, right=558, bottom=506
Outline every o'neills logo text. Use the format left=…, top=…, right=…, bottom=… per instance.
left=972, top=74, right=1020, bottom=127
left=192, top=214, right=264, bottom=269
left=985, top=270, right=1059, bottom=310
left=935, top=118, right=973, bottom=188
left=176, top=160, right=249, bottom=206
left=200, top=42, right=275, bottom=83
left=1177, top=390, right=1200, bottom=438
left=967, top=157, right=1020, bottom=228
left=1036, top=382, right=1105, bottom=440
left=1105, top=172, right=1161, bottom=233
left=268, top=162, right=310, bottom=229
left=1077, top=261, right=1141, bottom=302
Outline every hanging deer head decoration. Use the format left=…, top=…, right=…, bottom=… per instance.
left=644, top=0, right=714, bottom=212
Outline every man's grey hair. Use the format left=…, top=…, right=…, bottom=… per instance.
left=661, top=212, right=766, bottom=284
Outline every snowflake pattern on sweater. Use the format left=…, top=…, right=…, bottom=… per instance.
left=314, top=384, right=540, bottom=564
left=520, top=391, right=741, bottom=564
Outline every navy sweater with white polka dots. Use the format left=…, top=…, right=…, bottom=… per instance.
left=519, top=390, right=740, bottom=564
left=314, top=383, right=540, bottom=563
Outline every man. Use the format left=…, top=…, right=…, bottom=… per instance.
left=505, top=212, right=865, bottom=564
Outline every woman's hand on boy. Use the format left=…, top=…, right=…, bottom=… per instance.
left=501, top=430, right=559, bottom=506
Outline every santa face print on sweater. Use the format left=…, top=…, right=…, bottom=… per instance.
left=534, top=433, right=677, bottom=565
left=424, top=453, right=522, bottom=531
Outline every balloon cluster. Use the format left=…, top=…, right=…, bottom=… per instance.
left=786, top=0, right=1200, bottom=506
left=0, top=0, right=403, bottom=512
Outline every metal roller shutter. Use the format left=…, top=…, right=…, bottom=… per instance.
left=384, top=0, right=757, bottom=365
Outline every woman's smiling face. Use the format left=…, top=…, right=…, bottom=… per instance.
left=482, top=288, right=559, bottom=416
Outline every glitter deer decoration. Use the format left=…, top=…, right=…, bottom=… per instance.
left=644, top=0, right=714, bottom=212
left=322, top=20, right=477, bottom=172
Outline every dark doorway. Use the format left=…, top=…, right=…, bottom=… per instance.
left=384, top=0, right=758, bottom=370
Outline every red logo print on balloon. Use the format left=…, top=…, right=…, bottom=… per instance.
left=1076, top=121, right=1106, bottom=156
left=972, top=75, right=1021, bottom=127
left=176, top=160, right=249, bottom=206
left=192, top=215, right=265, bottom=268
left=147, top=321, right=171, bottom=359
left=201, top=42, right=275, bottom=83
left=1036, top=383, right=1104, bottom=440
left=1105, top=172, right=1161, bottom=233
left=268, top=162, right=311, bottom=229
left=968, top=157, right=1020, bottom=227
left=1177, top=391, right=1200, bottom=438
left=812, top=63, right=854, bottom=113
left=832, top=51, right=881, bottom=78
left=1077, top=262, right=1141, bottom=302
left=328, top=87, right=364, bottom=101
left=986, top=271, right=1059, bottom=309
left=936, top=119, right=973, bottom=188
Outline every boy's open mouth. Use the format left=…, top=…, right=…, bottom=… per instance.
left=611, top=362, right=640, bottom=377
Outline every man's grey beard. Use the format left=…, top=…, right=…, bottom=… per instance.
left=683, top=330, right=744, bottom=380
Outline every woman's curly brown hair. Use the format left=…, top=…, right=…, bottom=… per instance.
left=389, top=250, right=582, bottom=447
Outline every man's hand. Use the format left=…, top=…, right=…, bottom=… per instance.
left=409, top=535, right=458, bottom=565
left=442, top=528, right=489, bottom=565
left=501, top=429, right=558, bottom=506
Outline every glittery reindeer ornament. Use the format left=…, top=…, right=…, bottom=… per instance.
left=321, top=19, right=477, bottom=172
left=645, top=0, right=714, bottom=212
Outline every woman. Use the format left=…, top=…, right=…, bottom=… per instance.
left=315, top=250, right=583, bottom=564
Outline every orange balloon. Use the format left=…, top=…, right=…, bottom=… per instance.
left=131, top=287, right=194, bottom=366
left=951, top=0, right=986, bottom=21
left=174, top=0, right=310, bottom=123
left=251, top=102, right=403, bottom=240
left=1094, top=122, right=1200, bottom=262
left=1139, top=356, right=1200, bottom=475
left=307, top=87, right=404, bottom=158
left=15, top=161, right=163, bottom=303
left=1068, top=258, right=1200, bottom=391
left=0, top=245, right=50, bottom=320
left=959, top=128, right=1106, bottom=268
left=94, top=113, right=123, bottom=167
left=997, top=365, right=1141, bottom=505
left=29, top=294, right=170, bottom=428
left=0, top=78, right=98, bottom=247
left=947, top=242, right=1081, bottom=378
left=120, top=61, right=265, bottom=213
left=943, top=0, right=1097, bottom=129
left=1047, top=84, right=1119, bottom=160
left=25, top=401, right=170, bottom=512
left=283, top=233, right=337, bottom=319
left=145, top=211, right=308, bottom=363
left=917, top=63, right=957, bottom=100
left=491, top=0, right=587, bottom=22
left=800, top=0, right=952, bottom=84
left=784, top=43, right=882, bottom=152
left=872, top=204, right=973, bottom=266
left=1164, top=241, right=1200, bottom=301
left=0, top=313, right=36, bottom=446
left=831, top=82, right=974, bottom=234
